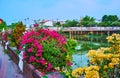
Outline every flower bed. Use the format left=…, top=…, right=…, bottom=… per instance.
left=1, top=27, right=77, bottom=78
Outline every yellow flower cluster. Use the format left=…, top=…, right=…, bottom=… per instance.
left=108, top=63, right=115, bottom=68
left=72, top=66, right=99, bottom=78
left=72, top=33, right=120, bottom=78
left=104, top=65, right=108, bottom=70
left=13, top=22, right=25, bottom=46
left=111, top=58, right=119, bottom=64
left=109, top=45, right=120, bottom=54
left=85, top=70, right=99, bottom=78
left=72, top=68, right=83, bottom=77
left=107, top=33, right=120, bottom=44
left=87, top=47, right=113, bottom=62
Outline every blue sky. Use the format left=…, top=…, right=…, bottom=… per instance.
left=0, top=0, right=120, bottom=25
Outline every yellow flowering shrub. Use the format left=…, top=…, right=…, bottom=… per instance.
left=72, top=66, right=100, bottom=78
left=13, top=22, right=25, bottom=47
left=72, top=33, right=120, bottom=78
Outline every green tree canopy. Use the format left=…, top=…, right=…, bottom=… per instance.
left=99, top=15, right=120, bottom=26
left=7, top=22, right=19, bottom=30
left=102, top=15, right=119, bottom=22
left=54, top=22, right=61, bottom=27
left=63, top=19, right=79, bottom=27
left=80, top=16, right=96, bottom=27
left=0, top=18, right=7, bottom=31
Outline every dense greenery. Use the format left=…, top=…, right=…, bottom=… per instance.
left=7, top=22, right=18, bottom=30
left=0, top=19, right=7, bottom=31
left=54, top=22, right=61, bottom=27
left=62, top=15, right=120, bottom=27
left=80, top=16, right=96, bottom=27
left=98, top=15, right=120, bottom=26
left=63, top=20, right=79, bottom=27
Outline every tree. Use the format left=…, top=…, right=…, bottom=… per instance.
left=7, top=22, right=19, bottom=30
left=80, top=16, right=96, bottom=27
left=63, top=19, right=79, bottom=27
left=100, top=15, right=120, bottom=26
left=54, top=22, right=61, bottom=27
left=0, top=18, right=7, bottom=31
left=102, top=15, right=119, bottom=22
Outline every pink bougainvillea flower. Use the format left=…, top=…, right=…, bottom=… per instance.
left=27, top=47, right=33, bottom=52
left=34, top=32, right=40, bottom=36
left=29, top=56, right=35, bottom=62
left=50, top=31, right=58, bottom=38
left=36, top=59, right=47, bottom=65
left=33, top=23, right=39, bottom=27
left=36, top=52, right=42, bottom=57
left=67, top=61, right=72, bottom=67
left=37, top=45, right=43, bottom=49
left=21, top=39, right=28, bottom=45
left=28, top=38, right=34, bottom=42
left=33, top=40, right=40, bottom=47
left=23, top=52, right=27, bottom=59
left=18, top=45, right=23, bottom=50
left=37, top=49, right=43, bottom=53
left=2, top=32, right=8, bottom=41
left=57, top=36, right=66, bottom=44
left=40, top=37, right=47, bottom=41
left=7, top=29, right=12, bottom=34
left=46, top=63, right=52, bottom=70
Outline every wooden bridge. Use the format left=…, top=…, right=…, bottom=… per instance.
left=48, top=27, right=120, bottom=32
left=48, top=27, right=120, bottom=42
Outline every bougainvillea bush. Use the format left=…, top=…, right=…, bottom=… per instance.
left=2, top=31, right=8, bottom=42
left=19, top=28, right=77, bottom=76
left=2, top=28, right=12, bottom=42
left=72, top=33, right=120, bottom=78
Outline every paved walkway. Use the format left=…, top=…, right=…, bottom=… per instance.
left=0, top=42, right=24, bottom=78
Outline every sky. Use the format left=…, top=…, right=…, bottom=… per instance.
left=0, top=0, right=120, bottom=25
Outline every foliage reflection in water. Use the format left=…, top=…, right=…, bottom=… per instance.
left=72, top=51, right=88, bottom=70
left=72, top=41, right=110, bottom=70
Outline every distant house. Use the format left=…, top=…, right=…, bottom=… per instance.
left=33, top=19, right=65, bottom=27
left=59, top=20, right=65, bottom=25
left=41, top=20, right=53, bottom=27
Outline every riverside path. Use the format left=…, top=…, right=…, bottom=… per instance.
left=0, top=43, right=24, bottom=78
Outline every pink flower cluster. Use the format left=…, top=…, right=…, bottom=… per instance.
left=38, top=29, right=66, bottom=44
left=20, top=28, right=67, bottom=71
left=33, top=23, right=39, bottom=27
left=2, top=32, right=8, bottom=41
left=7, top=29, right=12, bottom=34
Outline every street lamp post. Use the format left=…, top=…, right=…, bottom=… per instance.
left=26, top=18, right=30, bottom=30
